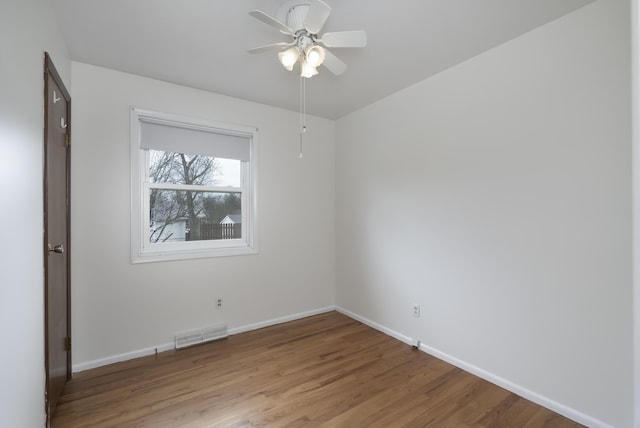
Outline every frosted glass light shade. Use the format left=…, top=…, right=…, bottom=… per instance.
left=300, top=60, right=318, bottom=78
left=304, top=45, right=325, bottom=67
left=278, top=47, right=300, bottom=71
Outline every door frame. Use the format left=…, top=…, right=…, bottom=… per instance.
left=43, top=51, right=71, bottom=423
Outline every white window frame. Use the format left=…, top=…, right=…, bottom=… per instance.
left=130, top=108, right=258, bottom=263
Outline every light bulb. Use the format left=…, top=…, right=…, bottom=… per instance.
left=304, top=45, right=325, bottom=68
left=278, top=47, right=299, bottom=71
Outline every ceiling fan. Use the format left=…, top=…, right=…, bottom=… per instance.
left=247, top=0, right=367, bottom=78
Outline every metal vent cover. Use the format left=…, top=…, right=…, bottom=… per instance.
left=175, top=324, right=228, bottom=349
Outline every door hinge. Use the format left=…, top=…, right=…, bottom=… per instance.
left=64, top=337, right=71, bottom=351
left=64, top=133, right=70, bottom=148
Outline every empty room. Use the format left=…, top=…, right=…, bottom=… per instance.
left=1, top=0, right=638, bottom=427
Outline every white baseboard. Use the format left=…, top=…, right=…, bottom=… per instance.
left=72, top=342, right=175, bottom=373
left=72, top=306, right=337, bottom=373
left=335, top=306, right=416, bottom=346
left=335, top=306, right=612, bottom=428
left=227, top=306, right=336, bottom=335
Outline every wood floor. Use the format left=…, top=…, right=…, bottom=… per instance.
left=52, top=312, right=583, bottom=427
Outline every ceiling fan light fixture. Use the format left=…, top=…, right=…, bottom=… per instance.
left=278, top=47, right=300, bottom=71
left=304, top=45, right=325, bottom=68
left=248, top=0, right=366, bottom=79
left=248, top=0, right=366, bottom=155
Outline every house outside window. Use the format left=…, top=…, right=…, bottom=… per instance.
left=130, top=108, right=258, bottom=263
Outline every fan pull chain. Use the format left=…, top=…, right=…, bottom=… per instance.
left=299, top=75, right=307, bottom=158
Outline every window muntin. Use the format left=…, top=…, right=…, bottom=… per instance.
left=131, top=109, right=257, bottom=262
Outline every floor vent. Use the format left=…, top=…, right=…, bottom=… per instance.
left=175, top=324, right=228, bottom=349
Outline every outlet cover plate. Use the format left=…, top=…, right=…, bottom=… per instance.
left=412, top=304, right=420, bottom=318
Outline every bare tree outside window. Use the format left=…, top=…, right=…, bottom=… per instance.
left=148, top=150, right=241, bottom=243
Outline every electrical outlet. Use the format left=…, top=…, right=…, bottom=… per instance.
left=412, top=304, right=420, bottom=318
left=215, top=297, right=223, bottom=309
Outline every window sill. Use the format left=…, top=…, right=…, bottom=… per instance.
left=131, top=245, right=259, bottom=264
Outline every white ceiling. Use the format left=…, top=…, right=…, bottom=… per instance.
left=52, top=0, right=593, bottom=120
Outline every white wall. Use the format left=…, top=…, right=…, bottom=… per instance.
left=336, top=1, right=633, bottom=427
left=0, top=0, right=70, bottom=426
left=70, top=62, right=335, bottom=368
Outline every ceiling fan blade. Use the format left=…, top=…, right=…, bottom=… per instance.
left=320, top=30, right=367, bottom=48
left=249, top=10, right=293, bottom=35
left=247, top=42, right=290, bottom=54
left=322, top=49, right=347, bottom=75
left=304, top=0, right=331, bottom=34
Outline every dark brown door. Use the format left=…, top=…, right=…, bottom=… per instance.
left=44, top=52, right=71, bottom=425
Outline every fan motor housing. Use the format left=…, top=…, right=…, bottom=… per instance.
left=278, top=1, right=312, bottom=32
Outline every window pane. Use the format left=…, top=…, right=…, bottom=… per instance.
left=150, top=189, right=242, bottom=243
left=149, top=150, right=240, bottom=187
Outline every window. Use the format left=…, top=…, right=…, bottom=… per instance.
left=131, top=108, right=258, bottom=262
